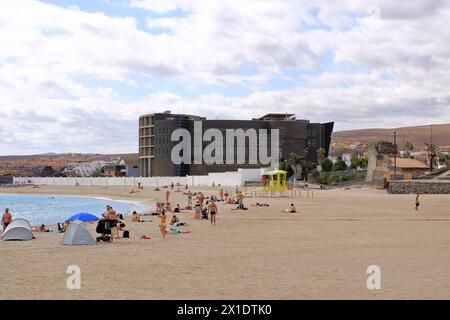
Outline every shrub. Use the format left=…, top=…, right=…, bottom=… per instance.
left=321, top=158, right=333, bottom=172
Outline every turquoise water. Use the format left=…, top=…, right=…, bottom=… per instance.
left=0, top=194, right=149, bottom=227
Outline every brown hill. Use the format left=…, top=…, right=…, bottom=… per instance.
left=332, top=123, right=450, bottom=151
left=0, top=153, right=138, bottom=176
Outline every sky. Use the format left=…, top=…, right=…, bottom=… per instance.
left=0, top=0, right=449, bottom=155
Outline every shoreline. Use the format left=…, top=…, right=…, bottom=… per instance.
left=0, top=188, right=153, bottom=227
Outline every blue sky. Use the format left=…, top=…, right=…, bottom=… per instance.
left=0, top=0, right=449, bottom=154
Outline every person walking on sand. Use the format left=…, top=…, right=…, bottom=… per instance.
left=187, top=193, right=193, bottom=207
left=199, top=192, right=205, bottom=207
left=194, top=202, right=202, bottom=220
left=166, top=190, right=170, bottom=203
left=415, top=194, right=420, bottom=211
left=219, top=189, right=224, bottom=202
left=238, top=192, right=245, bottom=210
left=2, top=208, right=12, bottom=233
left=159, top=209, right=167, bottom=239
left=209, top=200, right=218, bottom=225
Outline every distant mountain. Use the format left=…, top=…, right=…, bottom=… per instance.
left=332, top=123, right=450, bottom=150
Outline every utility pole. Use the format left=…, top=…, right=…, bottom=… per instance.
left=428, top=125, right=436, bottom=171
left=394, top=131, right=397, bottom=174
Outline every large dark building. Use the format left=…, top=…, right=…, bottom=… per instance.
left=139, top=111, right=334, bottom=177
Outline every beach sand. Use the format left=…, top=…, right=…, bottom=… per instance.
left=0, top=185, right=449, bottom=300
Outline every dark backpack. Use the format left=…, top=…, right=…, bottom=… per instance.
left=123, top=230, right=130, bottom=238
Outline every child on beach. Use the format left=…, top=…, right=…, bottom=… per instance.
left=415, top=194, right=420, bottom=211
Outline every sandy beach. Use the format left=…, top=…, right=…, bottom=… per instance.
left=0, top=185, right=449, bottom=300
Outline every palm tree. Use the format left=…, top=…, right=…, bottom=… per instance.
left=425, top=143, right=440, bottom=171
left=317, top=148, right=326, bottom=164
left=404, top=141, right=414, bottom=158
left=288, top=153, right=306, bottom=179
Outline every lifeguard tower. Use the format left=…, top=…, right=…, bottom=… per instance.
left=261, top=170, right=288, bottom=192
left=247, top=169, right=308, bottom=198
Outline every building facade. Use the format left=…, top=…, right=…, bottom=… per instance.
left=139, top=111, right=334, bottom=177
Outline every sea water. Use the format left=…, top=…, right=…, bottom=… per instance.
left=0, top=194, right=149, bottom=227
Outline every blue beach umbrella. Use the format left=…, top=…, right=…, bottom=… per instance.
left=67, top=212, right=100, bottom=222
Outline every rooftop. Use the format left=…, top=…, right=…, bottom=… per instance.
left=256, top=113, right=296, bottom=121
left=390, top=158, right=429, bottom=169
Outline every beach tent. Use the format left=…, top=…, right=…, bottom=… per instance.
left=2, top=218, right=34, bottom=241
left=67, top=212, right=99, bottom=222
left=61, top=220, right=96, bottom=246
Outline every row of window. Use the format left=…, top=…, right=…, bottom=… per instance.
left=307, top=128, right=317, bottom=137
left=307, top=139, right=317, bottom=147
left=156, top=127, right=170, bottom=134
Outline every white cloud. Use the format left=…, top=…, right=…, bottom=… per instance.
left=0, top=0, right=449, bottom=154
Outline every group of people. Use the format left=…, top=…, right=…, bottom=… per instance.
left=157, top=209, right=188, bottom=239
left=99, top=205, right=125, bottom=239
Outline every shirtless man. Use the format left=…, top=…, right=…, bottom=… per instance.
left=106, top=206, right=120, bottom=239
left=208, top=200, right=218, bottom=226
left=2, top=208, right=12, bottom=233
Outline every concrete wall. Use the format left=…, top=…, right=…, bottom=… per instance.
left=388, top=180, right=450, bottom=194
left=13, top=168, right=265, bottom=187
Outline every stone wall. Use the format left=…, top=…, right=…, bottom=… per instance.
left=388, top=180, right=450, bottom=194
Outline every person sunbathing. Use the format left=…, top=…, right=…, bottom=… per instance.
left=170, top=215, right=187, bottom=227
left=282, top=204, right=297, bottom=213
left=131, top=211, right=142, bottom=222
left=252, top=203, right=270, bottom=207
left=33, top=224, right=49, bottom=232
left=58, top=221, right=69, bottom=233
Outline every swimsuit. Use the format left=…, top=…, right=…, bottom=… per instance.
left=160, top=216, right=167, bottom=228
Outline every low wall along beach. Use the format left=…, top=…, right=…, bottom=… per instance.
left=13, top=168, right=266, bottom=188
left=388, top=180, right=450, bottom=194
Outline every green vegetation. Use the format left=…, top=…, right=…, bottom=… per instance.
left=404, top=141, right=414, bottom=157
left=332, top=159, right=348, bottom=172
left=425, top=143, right=440, bottom=170
left=287, top=153, right=306, bottom=179
left=311, top=169, right=366, bottom=185
left=320, top=158, right=333, bottom=172
left=350, top=155, right=368, bottom=169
